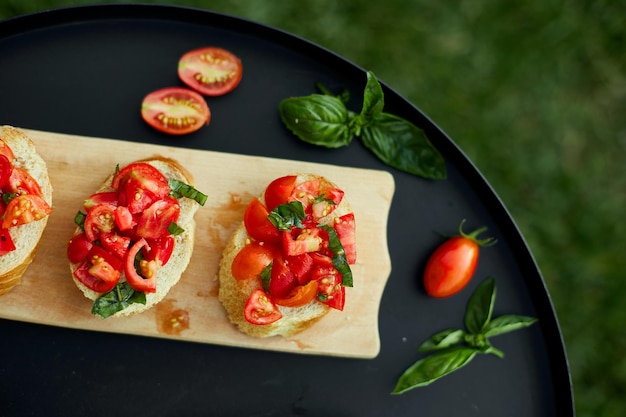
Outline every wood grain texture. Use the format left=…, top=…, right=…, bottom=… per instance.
left=0, top=129, right=394, bottom=358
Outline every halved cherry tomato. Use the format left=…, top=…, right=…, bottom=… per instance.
left=231, top=241, right=278, bottom=281
left=273, top=280, right=318, bottom=308
left=141, top=87, right=210, bottom=135
left=264, top=175, right=297, bottom=211
left=0, top=228, right=16, bottom=256
left=0, top=138, right=15, bottom=161
left=268, top=256, right=297, bottom=298
left=67, top=232, right=93, bottom=264
left=243, top=197, right=280, bottom=243
left=83, top=204, right=116, bottom=242
left=135, top=197, right=180, bottom=239
left=178, top=47, right=243, bottom=96
left=333, top=213, right=357, bottom=264
left=125, top=238, right=157, bottom=293
left=0, top=154, right=13, bottom=188
left=7, top=167, right=43, bottom=196
left=111, top=162, right=169, bottom=191
left=2, top=195, right=52, bottom=229
left=423, top=220, right=496, bottom=298
left=100, top=232, right=131, bottom=261
left=244, top=289, right=282, bottom=325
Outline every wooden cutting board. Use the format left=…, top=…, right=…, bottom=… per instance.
left=0, top=128, right=394, bottom=358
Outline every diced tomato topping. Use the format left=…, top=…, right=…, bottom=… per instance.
left=135, top=197, right=180, bottom=239
left=333, top=213, right=357, bottom=264
left=84, top=191, right=118, bottom=212
left=268, top=256, right=297, bottom=298
left=114, top=205, right=135, bottom=230
left=284, top=253, right=314, bottom=285
left=0, top=139, right=15, bottom=162
left=2, top=195, right=52, bottom=229
left=6, top=167, right=43, bottom=197
left=83, top=204, right=117, bottom=242
left=67, top=232, right=93, bottom=264
left=73, top=261, right=119, bottom=293
left=100, top=232, right=131, bottom=261
left=143, top=236, right=175, bottom=267
left=0, top=228, right=16, bottom=256
left=281, top=228, right=323, bottom=256
left=0, top=154, right=13, bottom=189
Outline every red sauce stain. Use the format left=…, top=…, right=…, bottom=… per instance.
left=206, top=191, right=253, bottom=251
left=156, top=299, right=190, bottom=336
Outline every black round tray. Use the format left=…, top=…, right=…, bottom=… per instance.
left=0, top=4, right=573, bottom=416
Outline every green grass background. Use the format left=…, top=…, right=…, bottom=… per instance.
left=1, top=1, right=624, bottom=415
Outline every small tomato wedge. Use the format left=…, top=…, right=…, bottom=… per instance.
left=273, top=280, right=318, bottom=308
left=135, top=197, right=180, bottom=239
left=244, top=289, right=282, bottom=325
left=83, top=204, right=116, bottom=242
left=141, top=87, right=210, bottom=135
left=231, top=241, right=278, bottom=281
left=268, top=256, right=297, bottom=298
left=0, top=138, right=15, bottom=161
left=333, top=213, right=357, bottom=264
left=73, top=261, right=118, bottom=293
left=125, top=238, right=157, bottom=293
left=2, top=195, right=52, bottom=228
left=7, top=167, right=43, bottom=196
left=178, top=47, right=242, bottom=96
left=423, top=220, right=496, bottom=298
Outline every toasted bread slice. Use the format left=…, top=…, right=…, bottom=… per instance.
left=70, top=156, right=200, bottom=317
left=0, top=126, right=53, bottom=296
left=218, top=174, right=353, bottom=337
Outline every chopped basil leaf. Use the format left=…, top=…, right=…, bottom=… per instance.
left=268, top=201, right=305, bottom=231
left=260, top=262, right=273, bottom=292
left=319, top=224, right=353, bottom=287
left=92, top=282, right=146, bottom=318
left=74, top=210, right=86, bottom=229
left=168, top=179, right=208, bottom=206
left=168, top=221, right=185, bottom=236
left=2, top=192, right=17, bottom=205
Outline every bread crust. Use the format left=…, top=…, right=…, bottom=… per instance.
left=218, top=174, right=353, bottom=338
left=0, top=126, right=53, bottom=295
left=69, top=156, right=200, bottom=317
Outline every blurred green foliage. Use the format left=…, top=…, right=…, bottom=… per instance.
left=1, top=1, right=624, bottom=415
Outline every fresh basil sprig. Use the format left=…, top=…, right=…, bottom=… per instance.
left=92, top=282, right=146, bottom=319
left=392, top=277, right=537, bottom=394
left=279, top=71, right=446, bottom=180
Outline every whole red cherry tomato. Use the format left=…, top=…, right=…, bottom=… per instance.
left=423, top=220, right=496, bottom=298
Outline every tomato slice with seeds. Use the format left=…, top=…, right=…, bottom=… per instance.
left=244, top=289, right=282, bottom=325
left=273, top=280, right=318, bottom=308
left=83, top=204, right=117, bottom=242
left=333, top=213, right=357, bottom=264
left=141, top=87, right=210, bottom=135
left=2, top=195, right=52, bottom=229
left=135, top=197, right=180, bottom=239
left=7, top=167, right=43, bottom=196
left=178, top=47, right=243, bottom=96
left=73, top=261, right=118, bottom=293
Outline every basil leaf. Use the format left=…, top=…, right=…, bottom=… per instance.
left=418, top=328, right=466, bottom=352
left=74, top=210, right=86, bottom=229
left=359, top=71, right=385, bottom=123
left=168, top=179, right=208, bottom=206
left=260, top=263, right=272, bottom=292
left=92, top=282, right=146, bottom=319
left=464, top=277, right=497, bottom=334
left=268, top=201, right=305, bottom=231
left=484, top=314, right=539, bottom=338
left=392, top=347, right=478, bottom=394
left=319, top=224, right=353, bottom=287
left=168, top=221, right=185, bottom=236
left=360, top=112, right=447, bottom=179
left=279, top=94, right=354, bottom=148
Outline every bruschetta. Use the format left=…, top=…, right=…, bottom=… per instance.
left=67, top=156, right=206, bottom=318
left=218, top=174, right=356, bottom=337
left=0, top=126, right=53, bottom=296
